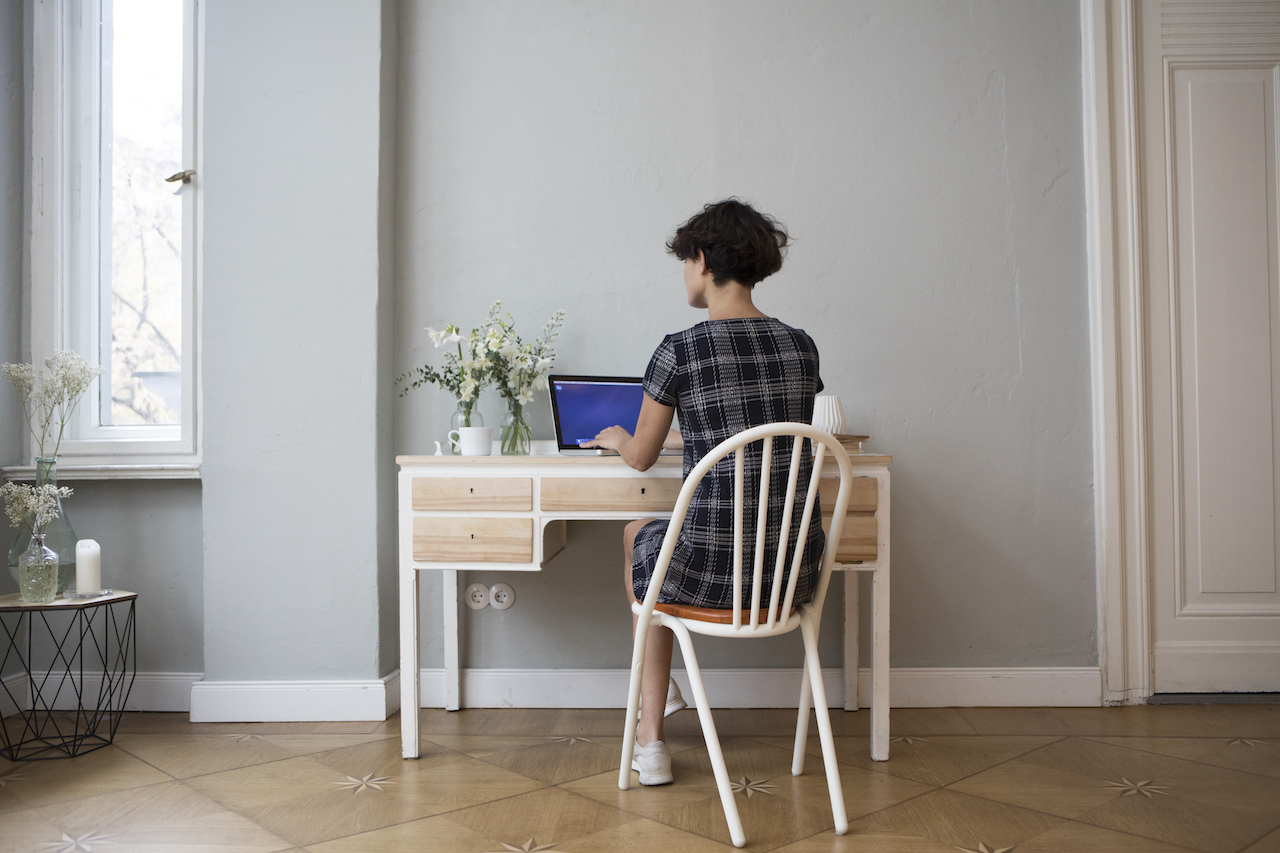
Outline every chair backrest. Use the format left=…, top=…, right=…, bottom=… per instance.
left=639, top=422, right=855, bottom=633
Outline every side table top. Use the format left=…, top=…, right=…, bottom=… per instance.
left=0, top=590, right=137, bottom=612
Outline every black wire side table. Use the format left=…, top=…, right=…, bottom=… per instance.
left=0, top=591, right=137, bottom=760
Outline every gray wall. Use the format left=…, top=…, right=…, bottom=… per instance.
left=200, top=0, right=395, bottom=682
left=3, top=0, right=1096, bottom=703
left=395, top=0, right=1095, bottom=669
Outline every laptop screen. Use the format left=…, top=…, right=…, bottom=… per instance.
left=548, top=376, right=645, bottom=450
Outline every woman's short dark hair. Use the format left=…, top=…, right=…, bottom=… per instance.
left=667, top=198, right=790, bottom=287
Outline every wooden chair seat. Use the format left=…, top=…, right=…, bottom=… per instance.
left=654, top=602, right=796, bottom=624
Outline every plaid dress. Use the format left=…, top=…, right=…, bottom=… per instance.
left=632, top=317, right=826, bottom=608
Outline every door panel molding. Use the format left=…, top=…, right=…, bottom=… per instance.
left=1166, top=60, right=1280, bottom=619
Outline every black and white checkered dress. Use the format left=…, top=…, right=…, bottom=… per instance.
left=632, top=317, right=827, bottom=609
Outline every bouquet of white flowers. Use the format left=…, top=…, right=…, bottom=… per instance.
left=398, top=322, right=495, bottom=428
left=2, top=351, right=104, bottom=459
left=479, top=302, right=564, bottom=455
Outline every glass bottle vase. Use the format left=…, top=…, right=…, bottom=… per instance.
left=500, top=398, right=532, bottom=456
left=449, top=400, right=483, bottom=454
left=19, top=533, right=59, bottom=604
left=6, top=458, right=77, bottom=594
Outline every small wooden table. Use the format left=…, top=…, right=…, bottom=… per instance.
left=0, top=590, right=137, bottom=760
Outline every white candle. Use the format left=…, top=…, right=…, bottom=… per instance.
left=76, top=539, right=101, bottom=594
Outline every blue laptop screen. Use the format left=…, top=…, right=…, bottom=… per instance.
left=552, top=379, right=645, bottom=447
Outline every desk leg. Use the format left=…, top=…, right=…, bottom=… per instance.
left=444, top=569, right=460, bottom=711
left=870, top=567, right=890, bottom=761
left=843, top=570, right=860, bottom=711
left=400, top=567, right=420, bottom=759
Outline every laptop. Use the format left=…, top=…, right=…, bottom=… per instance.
left=548, top=375, right=649, bottom=456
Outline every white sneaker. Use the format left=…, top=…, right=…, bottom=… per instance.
left=639, top=677, right=688, bottom=719
left=631, top=739, right=674, bottom=785
left=664, top=677, right=688, bottom=716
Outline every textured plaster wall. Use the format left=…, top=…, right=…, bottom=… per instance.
left=201, top=0, right=394, bottom=681
left=396, top=0, right=1094, bottom=670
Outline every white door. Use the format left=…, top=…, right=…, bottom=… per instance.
left=1142, top=0, right=1280, bottom=692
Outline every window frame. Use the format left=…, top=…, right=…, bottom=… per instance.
left=25, top=0, right=203, bottom=475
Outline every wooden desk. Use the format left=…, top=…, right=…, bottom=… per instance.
left=397, top=442, right=890, bottom=761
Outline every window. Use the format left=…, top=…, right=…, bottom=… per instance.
left=29, top=0, right=200, bottom=471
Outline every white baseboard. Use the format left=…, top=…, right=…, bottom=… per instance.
left=0, top=667, right=1101, bottom=721
left=883, top=667, right=1102, bottom=707
left=0, top=671, right=201, bottom=715
left=189, top=671, right=399, bottom=722
left=418, top=666, right=1103, bottom=709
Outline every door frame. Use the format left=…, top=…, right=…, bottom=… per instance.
left=1082, top=0, right=1153, bottom=705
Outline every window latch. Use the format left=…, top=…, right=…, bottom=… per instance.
left=165, top=169, right=196, bottom=184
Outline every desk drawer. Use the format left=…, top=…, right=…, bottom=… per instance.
left=413, top=517, right=533, bottom=563
left=818, top=478, right=879, bottom=562
left=818, top=477, right=878, bottom=513
left=412, top=478, right=533, bottom=511
left=541, top=478, right=682, bottom=512
left=821, top=514, right=878, bottom=563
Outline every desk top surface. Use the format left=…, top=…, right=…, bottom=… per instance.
left=398, top=441, right=891, bottom=467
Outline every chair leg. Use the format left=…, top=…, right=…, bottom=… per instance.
left=792, top=663, right=811, bottom=776
left=669, top=619, right=746, bottom=848
left=618, top=613, right=650, bottom=791
left=801, top=612, right=848, bottom=835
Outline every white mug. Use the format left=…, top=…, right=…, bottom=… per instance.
left=449, top=426, right=493, bottom=456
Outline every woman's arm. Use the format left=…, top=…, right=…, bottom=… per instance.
left=582, top=393, right=675, bottom=471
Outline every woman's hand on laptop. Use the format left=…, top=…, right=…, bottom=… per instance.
left=582, top=426, right=631, bottom=451
left=584, top=395, right=676, bottom=471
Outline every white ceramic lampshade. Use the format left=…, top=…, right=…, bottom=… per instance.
left=812, top=395, right=846, bottom=435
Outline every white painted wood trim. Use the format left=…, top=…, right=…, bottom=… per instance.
left=1082, top=0, right=1152, bottom=705
left=0, top=671, right=202, bottom=716
left=189, top=671, right=399, bottom=722
left=418, top=667, right=1103, bottom=710
left=1, top=463, right=201, bottom=481
left=1, top=666, right=1101, bottom=720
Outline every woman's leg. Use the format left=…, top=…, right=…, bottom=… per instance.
left=625, top=517, right=673, bottom=747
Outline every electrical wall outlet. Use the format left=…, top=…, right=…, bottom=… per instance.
left=489, top=582, right=515, bottom=610
left=464, top=583, right=490, bottom=610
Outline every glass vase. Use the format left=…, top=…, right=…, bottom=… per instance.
left=500, top=398, right=532, bottom=456
left=6, top=458, right=77, bottom=594
left=19, top=533, right=59, bottom=604
left=449, top=400, right=483, bottom=454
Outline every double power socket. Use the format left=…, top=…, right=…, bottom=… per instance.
left=464, top=582, right=516, bottom=611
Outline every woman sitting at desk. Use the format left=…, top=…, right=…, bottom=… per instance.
left=584, top=198, right=825, bottom=786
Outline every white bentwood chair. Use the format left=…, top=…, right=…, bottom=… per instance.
left=618, top=422, right=855, bottom=848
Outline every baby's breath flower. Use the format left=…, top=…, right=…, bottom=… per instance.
left=1, top=482, right=73, bottom=534
left=3, top=350, right=103, bottom=458
left=2, top=363, right=34, bottom=397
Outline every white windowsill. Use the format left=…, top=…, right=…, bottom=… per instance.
left=2, top=463, right=201, bottom=481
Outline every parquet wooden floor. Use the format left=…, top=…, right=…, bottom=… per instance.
left=1, top=704, right=1278, bottom=851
